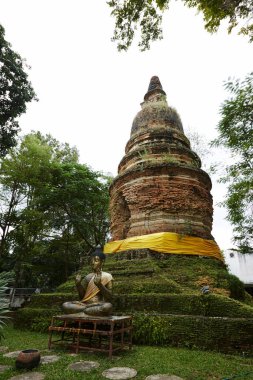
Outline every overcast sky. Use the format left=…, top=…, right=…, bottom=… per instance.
left=1, top=0, right=253, bottom=252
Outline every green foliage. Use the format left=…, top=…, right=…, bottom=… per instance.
left=107, top=0, right=253, bottom=51
left=0, top=271, right=12, bottom=341
left=0, top=25, right=36, bottom=156
left=113, top=293, right=253, bottom=317
left=108, top=0, right=167, bottom=51
left=39, top=162, right=110, bottom=249
left=0, top=132, right=111, bottom=288
left=186, top=0, right=253, bottom=40
left=56, top=278, right=77, bottom=292
left=212, top=73, right=253, bottom=251
left=114, top=278, right=183, bottom=294
left=103, top=253, right=248, bottom=301
left=13, top=293, right=253, bottom=353
left=13, top=307, right=59, bottom=331
left=27, top=293, right=74, bottom=308
left=215, top=271, right=246, bottom=300
left=133, top=312, right=253, bottom=354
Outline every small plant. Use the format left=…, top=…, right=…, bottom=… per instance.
left=0, top=271, right=13, bottom=341
left=161, top=153, right=179, bottom=164
left=138, top=148, right=149, bottom=160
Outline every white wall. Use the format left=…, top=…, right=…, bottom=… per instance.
left=224, top=251, right=253, bottom=285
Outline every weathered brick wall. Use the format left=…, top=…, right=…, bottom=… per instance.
left=110, top=164, right=213, bottom=240
left=109, top=77, right=215, bottom=245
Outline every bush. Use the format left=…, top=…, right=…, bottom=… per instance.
left=227, top=274, right=246, bottom=300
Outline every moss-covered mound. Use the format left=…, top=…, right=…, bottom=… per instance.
left=14, top=252, right=253, bottom=354
left=57, top=253, right=252, bottom=300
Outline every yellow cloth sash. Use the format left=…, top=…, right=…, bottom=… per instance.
left=104, top=232, right=223, bottom=261
left=82, top=271, right=113, bottom=302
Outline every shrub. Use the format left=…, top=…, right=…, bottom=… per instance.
left=227, top=274, right=246, bottom=300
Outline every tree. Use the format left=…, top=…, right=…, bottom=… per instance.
left=32, top=162, right=111, bottom=287
left=38, top=162, right=110, bottom=250
left=107, top=0, right=253, bottom=51
left=212, top=72, right=253, bottom=252
left=0, top=132, right=58, bottom=260
left=0, top=132, right=61, bottom=285
left=0, top=132, right=110, bottom=287
left=0, top=25, right=36, bottom=156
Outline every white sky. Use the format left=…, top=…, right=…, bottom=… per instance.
left=1, top=0, right=253, bottom=252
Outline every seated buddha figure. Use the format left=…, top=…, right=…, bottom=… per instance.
left=62, top=247, right=113, bottom=316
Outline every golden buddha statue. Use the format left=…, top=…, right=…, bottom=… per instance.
left=62, top=247, right=113, bottom=316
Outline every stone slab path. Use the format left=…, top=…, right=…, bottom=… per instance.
left=68, top=360, right=100, bottom=372
left=0, top=346, right=8, bottom=353
left=102, top=367, right=137, bottom=379
left=3, top=351, right=21, bottom=358
left=146, top=375, right=185, bottom=380
left=8, top=373, right=45, bottom=380
left=1, top=351, right=185, bottom=380
left=0, top=364, right=11, bottom=373
left=40, top=355, right=60, bottom=364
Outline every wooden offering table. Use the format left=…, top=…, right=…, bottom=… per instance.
left=48, top=314, right=132, bottom=358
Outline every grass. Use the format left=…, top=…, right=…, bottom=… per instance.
left=0, top=325, right=253, bottom=380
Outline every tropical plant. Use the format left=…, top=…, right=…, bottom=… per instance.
left=0, top=271, right=12, bottom=341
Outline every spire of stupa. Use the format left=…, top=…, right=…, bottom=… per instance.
left=144, top=76, right=166, bottom=101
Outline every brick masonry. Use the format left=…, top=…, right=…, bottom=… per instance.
left=109, top=77, right=214, bottom=242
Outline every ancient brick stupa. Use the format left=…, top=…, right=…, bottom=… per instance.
left=18, top=77, right=253, bottom=355
left=105, top=76, right=222, bottom=260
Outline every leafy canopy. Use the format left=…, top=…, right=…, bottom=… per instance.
left=0, top=132, right=111, bottom=288
left=212, top=72, right=253, bottom=252
left=107, top=0, right=253, bottom=51
left=0, top=25, right=36, bottom=156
